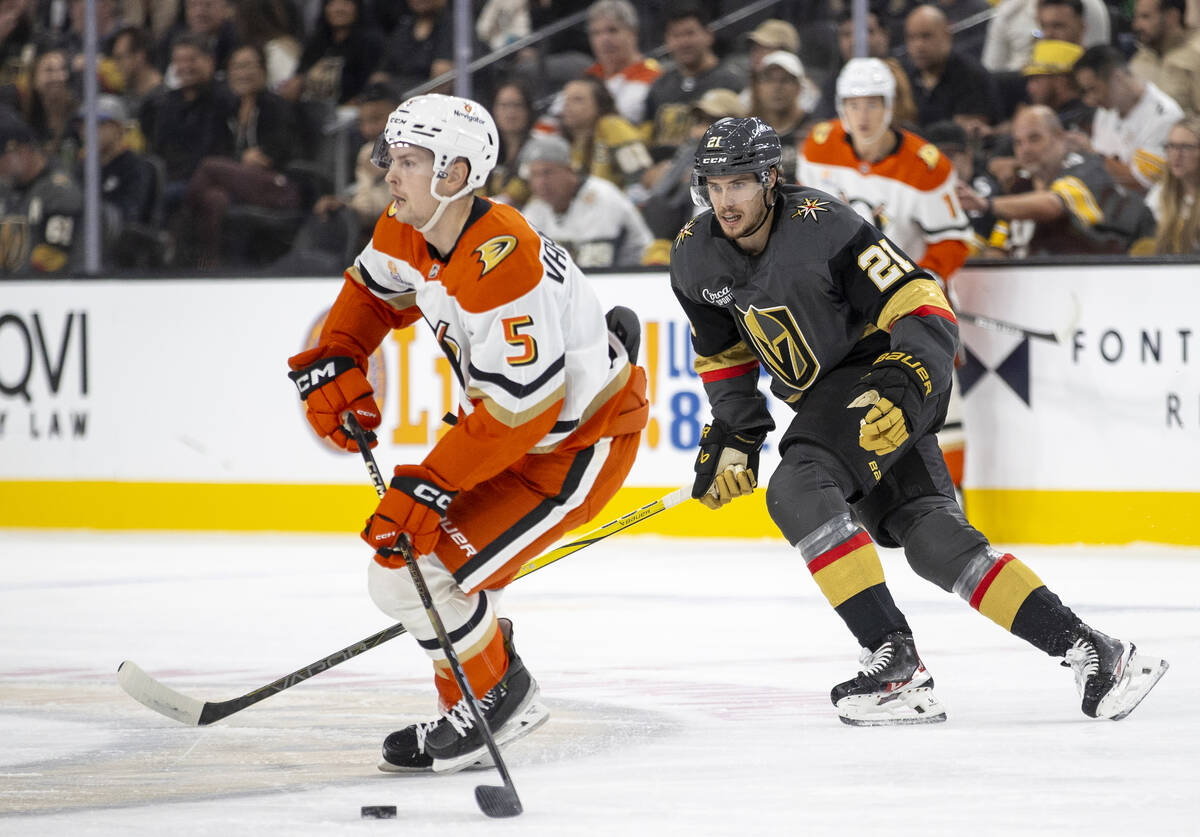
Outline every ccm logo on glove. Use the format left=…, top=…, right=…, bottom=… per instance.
left=362, top=465, right=459, bottom=561
left=286, top=352, right=382, bottom=452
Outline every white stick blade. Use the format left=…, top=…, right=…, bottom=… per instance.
left=117, top=661, right=206, bottom=725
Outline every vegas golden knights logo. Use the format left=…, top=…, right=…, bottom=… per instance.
left=737, top=304, right=820, bottom=391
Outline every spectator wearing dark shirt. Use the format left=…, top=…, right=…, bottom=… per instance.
left=178, top=43, right=302, bottom=267
left=112, top=25, right=166, bottom=131
left=148, top=34, right=235, bottom=209
left=902, top=4, right=1002, bottom=135
left=1023, top=38, right=1093, bottom=134
left=643, top=0, right=744, bottom=154
left=372, top=0, right=456, bottom=97
left=0, top=105, right=83, bottom=275
left=157, top=0, right=240, bottom=79
left=278, top=0, right=384, bottom=105
left=89, top=94, right=156, bottom=226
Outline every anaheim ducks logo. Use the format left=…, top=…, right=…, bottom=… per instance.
left=792, top=197, right=830, bottom=222
left=737, top=303, right=820, bottom=392
left=474, top=235, right=517, bottom=276
left=674, top=217, right=697, bottom=249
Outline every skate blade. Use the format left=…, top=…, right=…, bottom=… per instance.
left=1099, top=653, right=1169, bottom=721
left=431, top=700, right=550, bottom=774
left=377, top=755, right=493, bottom=774
left=837, top=687, right=948, bottom=727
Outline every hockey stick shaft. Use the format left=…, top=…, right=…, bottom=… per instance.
left=350, top=416, right=521, bottom=816
left=118, top=462, right=688, bottom=726
left=956, top=309, right=1060, bottom=343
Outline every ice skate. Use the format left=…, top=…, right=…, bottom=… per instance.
left=1064, top=626, right=1168, bottom=721
left=378, top=719, right=494, bottom=773
left=831, top=631, right=947, bottom=726
left=423, top=640, right=549, bottom=773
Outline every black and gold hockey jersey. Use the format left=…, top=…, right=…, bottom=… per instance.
left=990, top=151, right=1155, bottom=257
left=670, top=184, right=959, bottom=432
left=0, top=162, right=83, bottom=275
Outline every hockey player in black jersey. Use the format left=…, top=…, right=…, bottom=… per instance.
left=671, top=116, right=1168, bottom=725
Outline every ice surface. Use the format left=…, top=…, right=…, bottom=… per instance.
left=1, top=530, right=1196, bottom=835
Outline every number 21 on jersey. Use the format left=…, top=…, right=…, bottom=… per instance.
left=857, top=238, right=915, bottom=291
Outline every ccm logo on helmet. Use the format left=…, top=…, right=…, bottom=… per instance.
left=701, top=156, right=728, bottom=164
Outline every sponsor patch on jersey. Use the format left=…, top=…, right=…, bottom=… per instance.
left=702, top=285, right=733, bottom=306
left=474, top=234, right=518, bottom=276
left=792, top=197, right=831, bottom=222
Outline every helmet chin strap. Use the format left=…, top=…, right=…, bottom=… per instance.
left=416, top=172, right=473, bottom=235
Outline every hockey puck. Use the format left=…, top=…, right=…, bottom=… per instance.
left=361, top=805, right=397, bottom=819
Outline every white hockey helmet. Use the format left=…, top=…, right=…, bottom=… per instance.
left=371, top=93, right=499, bottom=233
left=835, top=57, right=895, bottom=138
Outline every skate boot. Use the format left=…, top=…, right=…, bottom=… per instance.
left=1063, top=625, right=1168, bottom=720
left=423, top=638, right=549, bottom=773
left=831, top=631, right=947, bottom=726
left=377, top=619, right=543, bottom=774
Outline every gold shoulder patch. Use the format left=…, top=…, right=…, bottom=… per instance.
left=916, top=143, right=941, bottom=170
left=674, top=217, right=697, bottom=249
left=812, top=122, right=833, bottom=144
left=474, top=234, right=518, bottom=276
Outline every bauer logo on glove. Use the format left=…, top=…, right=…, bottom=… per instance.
left=846, top=353, right=932, bottom=456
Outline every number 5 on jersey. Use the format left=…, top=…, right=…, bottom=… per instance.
left=502, top=315, right=538, bottom=366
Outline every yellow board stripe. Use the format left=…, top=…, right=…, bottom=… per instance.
left=964, top=488, right=1200, bottom=545
left=1, top=483, right=1198, bottom=547
left=974, top=557, right=1044, bottom=631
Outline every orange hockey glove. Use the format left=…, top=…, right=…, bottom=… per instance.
left=362, top=465, right=458, bottom=565
left=287, top=352, right=381, bottom=451
left=846, top=353, right=932, bottom=455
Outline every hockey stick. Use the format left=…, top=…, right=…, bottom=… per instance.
left=349, top=417, right=522, bottom=818
left=118, top=475, right=689, bottom=727
left=955, top=309, right=1060, bottom=344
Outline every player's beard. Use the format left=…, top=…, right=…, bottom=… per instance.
left=718, top=199, right=769, bottom=241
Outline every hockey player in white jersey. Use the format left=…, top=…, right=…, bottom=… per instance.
left=287, top=94, right=649, bottom=773
left=797, top=57, right=974, bottom=485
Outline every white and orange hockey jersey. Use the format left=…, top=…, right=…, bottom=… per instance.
left=796, top=120, right=972, bottom=283
left=317, top=196, right=640, bottom=493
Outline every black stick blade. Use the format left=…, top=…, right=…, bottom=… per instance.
left=475, top=784, right=522, bottom=818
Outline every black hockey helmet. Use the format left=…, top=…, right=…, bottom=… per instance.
left=691, top=117, right=782, bottom=208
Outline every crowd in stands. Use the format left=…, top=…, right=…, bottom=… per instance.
left=1, top=0, right=1198, bottom=277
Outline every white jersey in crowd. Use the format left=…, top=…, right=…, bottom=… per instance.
left=1091, top=81, right=1184, bottom=190
left=521, top=175, right=654, bottom=269
left=797, top=120, right=973, bottom=282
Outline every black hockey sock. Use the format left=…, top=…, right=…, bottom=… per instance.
left=834, top=583, right=912, bottom=650
left=1009, top=587, right=1084, bottom=657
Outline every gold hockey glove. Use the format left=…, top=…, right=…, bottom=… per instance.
left=692, top=419, right=768, bottom=509
left=846, top=353, right=933, bottom=455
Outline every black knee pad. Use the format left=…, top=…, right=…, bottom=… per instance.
left=766, top=446, right=855, bottom=547
left=882, top=495, right=989, bottom=592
